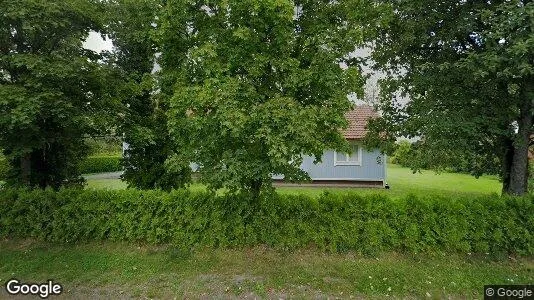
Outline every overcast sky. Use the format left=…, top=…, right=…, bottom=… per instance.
left=83, top=31, right=113, bottom=53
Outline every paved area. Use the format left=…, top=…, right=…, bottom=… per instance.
left=83, top=171, right=123, bottom=180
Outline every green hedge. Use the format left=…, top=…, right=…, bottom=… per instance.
left=0, top=156, right=121, bottom=178
left=79, top=155, right=122, bottom=174
left=0, top=189, right=532, bottom=255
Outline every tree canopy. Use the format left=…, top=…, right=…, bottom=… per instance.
left=105, top=0, right=191, bottom=190
left=0, top=0, right=117, bottom=188
left=160, top=0, right=370, bottom=195
left=367, top=0, right=533, bottom=195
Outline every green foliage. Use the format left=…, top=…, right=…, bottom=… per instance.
left=368, top=0, right=533, bottom=195
left=390, top=140, right=412, bottom=167
left=0, top=0, right=119, bottom=188
left=79, top=155, right=122, bottom=174
left=105, top=0, right=190, bottom=191
left=120, top=109, right=192, bottom=191
left=85, top=137, right=122, bottom=156
left=1, top=188, right=532, bottom=255
left=390, top=140, right=481, bottom=173
left=161, top=0, right=371, bottom=194
left=0, top=157, right=8, bottom=180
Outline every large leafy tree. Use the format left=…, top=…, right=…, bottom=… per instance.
left=105, top=0, right=191, bottom=190
left=367, top=0, right=533, bottom=195
left=0, top=0, right=116, bottom=188
left=161, top=0, right=369, bottom=196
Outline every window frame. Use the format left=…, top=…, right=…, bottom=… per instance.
left=334, top=143, right=362, bottom=166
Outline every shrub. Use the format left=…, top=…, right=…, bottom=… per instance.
left=391, top=140, right=412, bottom=166
left=85, top=137, right=122, bottom=156
left=79, top=156, right=122, bottom=174
left=0, top=189, right=532, bottom=256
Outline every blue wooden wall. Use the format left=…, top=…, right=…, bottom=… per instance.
left=191, top=148, right=387, bottom=182
left=273, top=148, right=386, bottom=181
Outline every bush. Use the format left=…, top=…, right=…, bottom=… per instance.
left=85, top=136, right=122, bottom=156
left=79, top=156, right=122, bottom=174
left=391, top=140, right=412, bottom=166
left=0, top=189, right=532, bottom=255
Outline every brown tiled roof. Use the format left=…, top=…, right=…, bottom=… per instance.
left=342, top=105, right=378, bottom=140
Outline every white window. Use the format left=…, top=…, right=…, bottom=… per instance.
left=334, top=143, right=362, bottom=166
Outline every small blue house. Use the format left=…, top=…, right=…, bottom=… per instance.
left=274, top=105, right=387, bottom=187
left=179, top=105, right=386, bottom=188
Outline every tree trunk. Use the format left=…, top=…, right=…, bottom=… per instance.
left=38, top=148, right=48, bottom=189
left=20, top=152, right=32, bottom=186
left=501, top=137, right=514, bottom=194
left=506, top=83, right=533, bottom=195
left=250, top=179, right=263, bottom=201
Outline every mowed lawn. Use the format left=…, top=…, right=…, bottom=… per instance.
left=1, top=240, right=532, bottom=299
left=86, top=163, right=503, bottom=198
left=278, top=164, right=502, bottom=198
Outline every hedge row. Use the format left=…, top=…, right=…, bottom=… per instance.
left=79, top=155, right=122, bottom=174
left=0, top=189, right=532, bottom=255
left=0, top=156, right=121, bottom=179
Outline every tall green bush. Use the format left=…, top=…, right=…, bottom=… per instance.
left=79, top=156, right=122, bottom=174
left=1, top=189, right=532, bottom=255
left=85, top=137, right=123, bottom=156
left=391, top=140, right=413, bottom=167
